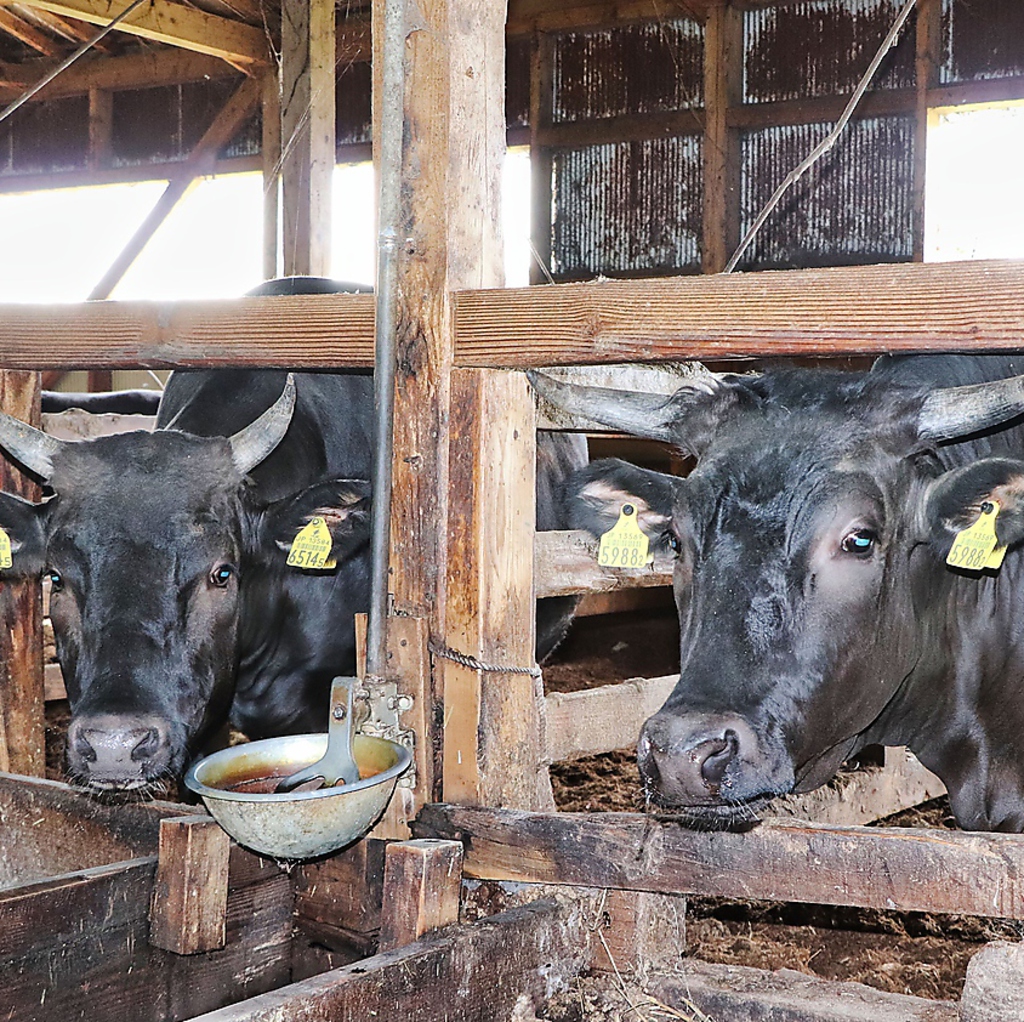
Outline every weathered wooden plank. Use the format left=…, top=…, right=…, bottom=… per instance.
left=543, top=675, right=675, bottom=763
left=443, top=369, right=549, bottom=809
left=960, top=942, right=1024, bottom=1022
left=378, top=839, right=463, bottom=951
left=536, top=529, right=675, bottom=599
left=0, top=371, right=43, bottom=777
left=650, top=963, right=958, bottom=1022
left=453, top=260, right=1024, bottom=366
left=0, top=293, right=376, bottom=369
left=149, top=815, right=231, bottom=955
left=415, top=804, right=1024, bottom=919
left=189, top=899, right=591, bottom=1022
left=293, top=837, right=387, bottom=939
left=16, top=0, right=270, bottom=66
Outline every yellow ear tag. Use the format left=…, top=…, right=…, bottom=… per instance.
left=286, top=516, right=337, bottom=570
left=597, top=503, right=651, bottom=568
left=0, top=528, right=11, bottom=570
left=946, top=501, right=1005, bottom=572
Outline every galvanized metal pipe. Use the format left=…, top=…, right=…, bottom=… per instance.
left=365, top=0, right=408, bottom=684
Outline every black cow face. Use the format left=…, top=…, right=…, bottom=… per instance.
left=536, top=365, right=1024, bottom=830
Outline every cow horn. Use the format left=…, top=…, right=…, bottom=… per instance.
left=228, top=373, right=297, bottom=474
left=527, top=370, right=682, bottom=443
left=0, top=412, right=65, bottom=481
left=918, top=374, right=1024, bottom=442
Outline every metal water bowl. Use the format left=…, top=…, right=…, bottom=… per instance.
left=185, top=733, right=411, bottom=860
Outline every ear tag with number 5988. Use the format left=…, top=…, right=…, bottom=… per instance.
left=598, top=503, right=651, bottom=568
left=946, top=501, right=1006, bottom=572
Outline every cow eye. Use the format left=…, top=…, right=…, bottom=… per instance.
left=209, top=564, right=235, bottom=588
left=47, top=570, right=64, bottom=592
left=663, top=530, right=681, bottom=555
left=840, top=529, right=877, bottom=557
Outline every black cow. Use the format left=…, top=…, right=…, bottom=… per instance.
left=532, top=355, right=1024, bottom=832
left=0, top=288, right=583, bottom=793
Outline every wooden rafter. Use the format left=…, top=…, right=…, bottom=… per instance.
left=15, top=0, right=270, bottom=66
left=0, top=4, right=63, bottom=55
left=10, top=4, right=118, bottom=52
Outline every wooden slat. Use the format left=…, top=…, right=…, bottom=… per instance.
left=0, top=6, right=63, bottom=55
left=415, top=803, right=1024, bottom=920
left=543, top=675, right=675, bottom=762
left=187, top=900, right=589, bottom=1022
left=15, top=0, right=270, bottom=66
left=377, top=839, right=463, bottom=952
left=650, top=963, right=958, bottom=1022
left=0, top=292, right=375, bottom=368
left=453, top=259, right=1024, bottom=366
left=536, top=530, right=674, bottom=599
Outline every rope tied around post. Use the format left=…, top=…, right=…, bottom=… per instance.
left=428, top=639, right=543, bottom=679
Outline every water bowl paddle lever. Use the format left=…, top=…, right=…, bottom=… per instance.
left=276, top=677, right=361, bottom=793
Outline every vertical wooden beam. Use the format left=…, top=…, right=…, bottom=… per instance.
left=0, top=371, right=43, bottom=776
left=702, top=1, right=743, bottom=274
left=444, top=368, right=551, bottom=809
left=87, top=88, right=113, bottom=172
left=913, top=0, right=942, bottom=262
left=281, top=0, right=335, bottom=277
left=373, top=0, right=506, bottom=809
left=378, top=839, right=463, bottom=952
left=261, top=67, right=282, bottom=281
left=149, top=815, right=231, bottom=955
left=529, top=31, right=555, bottom=284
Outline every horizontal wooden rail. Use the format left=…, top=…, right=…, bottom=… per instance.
left=544, top=675, right=675, bottom=762
left=535, top=530, right=674, bottom=599
left=415, top=803, right=1024, bottom=919
left=1, top=260, right=1022, bottom=371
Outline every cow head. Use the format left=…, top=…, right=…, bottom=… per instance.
left=0, top=376, right=367, bottom=794
left=532, top=367, right=1024, bottom=829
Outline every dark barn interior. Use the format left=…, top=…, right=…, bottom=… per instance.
left=1, top=1, right=1024, bottom=1019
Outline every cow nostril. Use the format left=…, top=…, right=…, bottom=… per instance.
left=131, top=728, right=161, bottom=763
left=695, top=729, right=739, bottom=789
left=72, top=728, right=97, bottom=763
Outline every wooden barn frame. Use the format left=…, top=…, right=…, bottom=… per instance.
left=2, top=0, right=1024, bottom=1018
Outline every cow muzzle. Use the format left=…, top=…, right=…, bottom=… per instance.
left=66, top=713, right=174, bottom=791
left=637, top=711, right=792, bottom=827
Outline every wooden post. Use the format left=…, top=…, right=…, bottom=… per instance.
left=281, top=0, right=335, bottom=277
left=149, top=814, right=231, bottom=955
left=912, top=0, right=942, bottom=262
left=960, top=942, right=1024, bottom=1022
left=372, top=0, right=506, bottom=812
left=378, top=839, right=464, bottom=951
left=702, top=1, right=743, bottom=273
left=87, top=87, right=113, bottom=172
left=529, top=31, right=555, bottom=284
left=0, top=370, right=43, bottom=776
left=443, top=368, right=552, bottom=809
left=261, top=67, right=282, bottom=281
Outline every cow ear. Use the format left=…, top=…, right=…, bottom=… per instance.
left=566, top=458, right=677, bottom=543
left=0, top=491, right=49, bottom=578
left=924, top=458, right=1024, bottom=554
left=263, top=480, right=371, bottom=565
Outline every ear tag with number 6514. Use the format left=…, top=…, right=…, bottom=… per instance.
left=287, top=516, right=337, bottom=570
left=0, top=528, right=11, bottom=570
left=598, top=503, right=651, bottom=568
left=946, top=500, right=1006, bottom=572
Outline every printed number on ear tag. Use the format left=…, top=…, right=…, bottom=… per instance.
left=946, top=501, right=1006, bottom=572
left=598, top=503, right=651, bottom=569
left=287, top=516, right=337, bottom=570
left=0, top=528, right=11, bottom=570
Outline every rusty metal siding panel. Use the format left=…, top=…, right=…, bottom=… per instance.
left=2, top=96, right=88, bottom=175
left=551, top=136, right=702, bottom=280
left=941, top=0, right=1024, bottom=84
left=738, top=116, right=914, bottom=270
left=744, top=0, right=915, bottom=104
left=552, top=19, right=703, bottom=125
left=507, top=36, right=530, bottom=130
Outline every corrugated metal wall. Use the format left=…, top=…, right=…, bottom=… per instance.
left=941, top=0, right=1024, bottom=84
